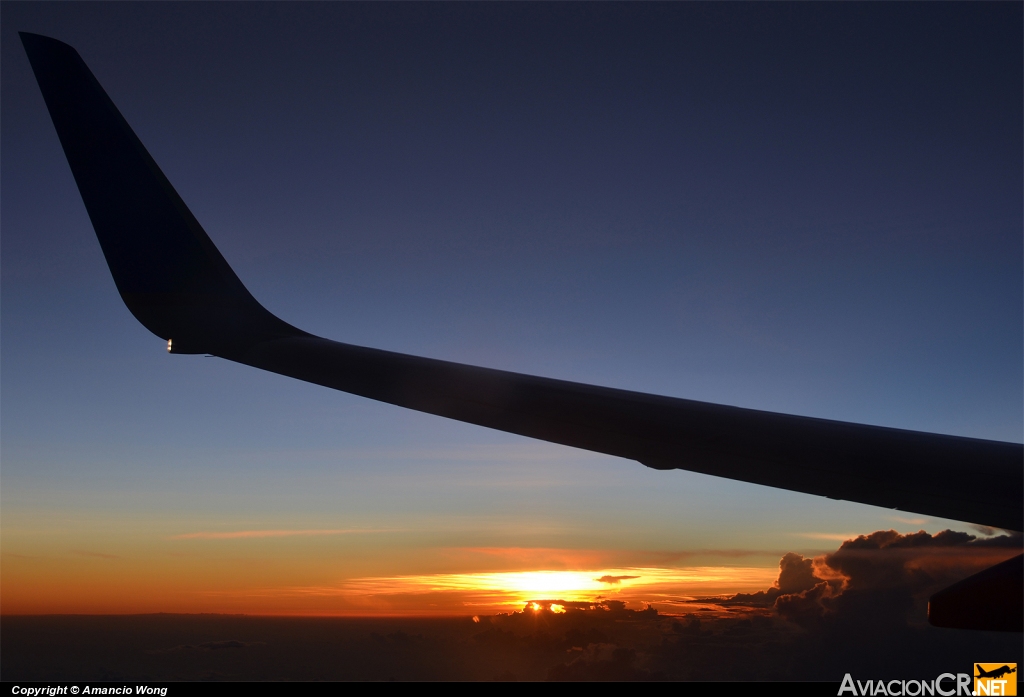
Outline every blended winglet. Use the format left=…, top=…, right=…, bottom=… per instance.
left=19, top=32, right=301, bottom=355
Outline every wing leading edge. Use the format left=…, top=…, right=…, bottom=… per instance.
left=20, top=33, right=1023, bottom=537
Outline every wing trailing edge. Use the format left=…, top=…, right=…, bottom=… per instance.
left=21, top=33, right=1023, bottom=538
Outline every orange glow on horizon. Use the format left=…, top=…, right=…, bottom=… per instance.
left=7, top=545, right=1018, bottom=616
left=333, top=566, right=779, bottom=614
left=0, top=554, right=780, bottom=616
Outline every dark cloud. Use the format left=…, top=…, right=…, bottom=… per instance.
left=773, top=580, right=841, bottom=628
left=670, top=529, right=1023, bottom=678
left=778, top=530, right=1021, bottom=677
left=835, top=528, right=1018, bottom=550
left=547, top=644, right=653, bottom=681
left=776, top=552, right=818, bottom=594
left=713, top=530, right=1021, bottom=613
left=595, top=575, right=640, bottom=585
left=822, top=529, right=1021, bottom=597
left=518, top=599, right=646, bottom=615
left=700, top=551, right=820, bottom=606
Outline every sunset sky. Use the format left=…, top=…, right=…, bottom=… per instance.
left=2, top=2, right=1021, bottom=623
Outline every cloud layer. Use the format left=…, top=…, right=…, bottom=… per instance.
left=3, top=529, right=1019, bottom=681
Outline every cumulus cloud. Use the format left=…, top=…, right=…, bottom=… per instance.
left=822, top=529, right=1019, bottom=592
left=655, top=529, right=1023, bottom=679
left=704, top=552, right=820, bottom=606
left=776, top=552, right=818, bottom=593
left=710, top=529, right=1022, bottom=631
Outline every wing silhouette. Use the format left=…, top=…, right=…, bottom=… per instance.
left=20, top=32, right=1022, bottom=540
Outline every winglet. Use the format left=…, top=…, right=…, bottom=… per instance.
left=19, top=32, right=302, bottom=355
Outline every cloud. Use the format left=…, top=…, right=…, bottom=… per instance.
left=970, top=524, right=999, bottom=536
left=8, top=552, right=1021, bottom=682
left=711, top=529, right=1022, bottom=631
left=46, top=530, right=1008, bottom=680
left=595, top=575, right=640, bottom=585
left=698, top=552, right=820, bottom=607
left=548, top=644, right=650, bottom=681
left=837, top=528, right=976, bottom=550
left=776, top=552, right=817, bottom=594
left=658, top=529, right=1023, bottom=679
left=475, top=602, right=663, bottom=680
left=773, top=580, right=840, bottom=627
left=169, top=528, right=385, bottom=540
left=961, top=531, right=1023, bottom=548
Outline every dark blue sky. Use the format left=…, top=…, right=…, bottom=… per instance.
left=1, top=3, right=1021, bottom=611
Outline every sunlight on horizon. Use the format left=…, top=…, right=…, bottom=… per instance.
left=339, top=566, right=779, bottom=612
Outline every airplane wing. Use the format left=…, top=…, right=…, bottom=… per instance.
left=20, top=33, right=1022, bottom=540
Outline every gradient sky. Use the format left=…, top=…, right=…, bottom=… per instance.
left=2, top=3, right=1021, bottom=616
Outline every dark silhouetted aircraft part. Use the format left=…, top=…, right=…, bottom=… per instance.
left=929, top=554, right=1023, bottom=632
left=21, top=31, right=1024, bottom=562
left=17, top=33, right=301, bottom=359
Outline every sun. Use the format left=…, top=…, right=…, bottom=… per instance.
left=340, top=565, right=779, bottom=614
left=482, top=571, right=607, bottom=596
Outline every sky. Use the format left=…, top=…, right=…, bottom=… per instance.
left=1, top=0, right=1021, bottom=644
